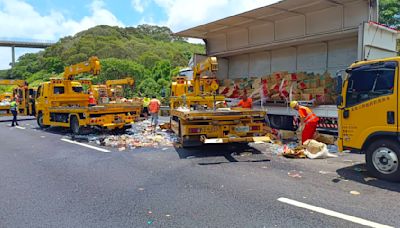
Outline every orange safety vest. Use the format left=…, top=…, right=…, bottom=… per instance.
left=148, top=99, right=160, bottom=113
left=298, top=105, right=319, bottom=124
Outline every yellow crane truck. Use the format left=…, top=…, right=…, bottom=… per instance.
left=35, top=57, right=140, bottom=134
left=0, top=80, right=36, bottom=116
left=170, top=57, right=267, bottom=147
left=337, top=56, right=400, bottom=181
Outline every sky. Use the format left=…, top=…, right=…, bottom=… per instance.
left=0, top=0, right=280, bottom=69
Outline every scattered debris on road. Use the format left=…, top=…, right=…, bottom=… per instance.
left=76, top=120, right=178, bottom=150
left=350, top=190, right=360, bottom=195
left=288, top=170, right=303, bottom=178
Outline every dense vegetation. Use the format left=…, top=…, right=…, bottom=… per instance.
left=0, top=25, right=204, bottom=96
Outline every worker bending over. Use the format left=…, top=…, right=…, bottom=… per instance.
left=290, top=101, right=319, bottom=144
left=236, top=93, right=253, bottom=109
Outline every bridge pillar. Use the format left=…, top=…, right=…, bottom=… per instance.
left=11, top=46, right=15, bottom=67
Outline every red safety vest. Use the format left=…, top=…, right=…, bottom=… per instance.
left=299, top=106, right=319, bottom=124
left=89, top=95, right=96, bottom=105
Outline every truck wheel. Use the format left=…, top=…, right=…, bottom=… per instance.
left=70, top=116, right=81, bottom=135
left=37, top=112, right=49, bottom=129
left=365, top=139, right=400, bottom=182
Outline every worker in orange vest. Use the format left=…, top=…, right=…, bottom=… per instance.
left=236, top=93, right=253, bottom=109
left=148, top=95, right=161, bottom=130
left=290, top=101, right=319, bottom=144
left=88, top=91, right=97, bottom=107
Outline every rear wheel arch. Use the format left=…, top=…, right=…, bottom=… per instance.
left=362, top=132, right=398, bottom=152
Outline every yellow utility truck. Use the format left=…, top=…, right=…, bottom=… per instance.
left=170, top=57, right=267, bottom=147
left=0, top=80, right=36, bottom=116
left=337, top=56, right=400, bottom=181
left=35, top=57, right=140, bottom=134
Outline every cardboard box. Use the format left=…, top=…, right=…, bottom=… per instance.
left=291, top=93, right=302, bottom=100
left=223, top=79, right=232, bottom=87
left=297, top=81, right=308, bottom=90
left=303, top=89, right=314, bottom=94
left=308, top=79, right=320, bottom=88
left=270, top=93, right=282, bottom=101
left=313, top=88, right=329, bottom=94
left=252, top=78, right=261, bottom=89
left=278, top=130, right=297, bottom=140
left=315, top=93, right=335, bottom=104
left=270, top=83, right=280, bottom=94
left=295, top=72, right=308, bottom=81
left=315, top=133, right=335, bottom=145
left=273, top=72, right=284, bottom=81
left=301, top=94, right=313, bottom=100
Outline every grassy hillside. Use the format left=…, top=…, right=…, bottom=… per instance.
left=0, top=24, right=204, bottom=96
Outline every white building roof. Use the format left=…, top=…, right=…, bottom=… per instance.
left=176, top=0, right=372, bottom=39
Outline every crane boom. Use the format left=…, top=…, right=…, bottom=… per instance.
left=63, top=56, right=101, bottom=80
left=0, top=80, right=27, bottom=87
left=192, top=57, right=218, bottom=96
left=106, top=77, right=135, bottom=87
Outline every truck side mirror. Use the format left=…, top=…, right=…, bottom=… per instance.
left=335, top=70, right=344, bottom=95
left=336, top=75, right=342, bottom=95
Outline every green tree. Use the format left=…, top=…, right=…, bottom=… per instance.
left=170, top=66, right=182, bottom=78
left=379, top=0, right=400, bottom=29
left=96, top=58, right=146, bottom=84
left=157, top=78, right=171, bottom=98
left=137, top=78, right=160, bottom=97
left=138, top=52, right=162, bottom=69
left=151, top=60, right=171, bottom=81
left=43, top=57, right=64, bottom=74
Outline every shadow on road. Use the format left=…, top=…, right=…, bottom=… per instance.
left=336, top=163, right=400, bottom=193
left=175, top=143, right=270, bottom=165
left=0, top=117, right=36, bottom=123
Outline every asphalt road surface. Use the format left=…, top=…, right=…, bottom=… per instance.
left=0, top=116, right=399, bottom=228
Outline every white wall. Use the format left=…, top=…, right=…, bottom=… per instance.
left=221, top=38, right=359, bottom=78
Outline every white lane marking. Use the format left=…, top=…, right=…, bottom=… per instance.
left=15, top=126, right=26, bottom=130
left=61, top=138, right=110, bottom=153
left=277, top=197, right=393, bottom=228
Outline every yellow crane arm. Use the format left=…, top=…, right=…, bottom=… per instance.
left=194, top=57, right=218, bottom=77
left=192, top=57, right=218, bottom=96
left=105, top=77, right=135, bottom=87
left=63, top=56, right=101, bottom=80
left=0, top=79, right=27, bottom=87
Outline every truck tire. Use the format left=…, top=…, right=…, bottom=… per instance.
left=70, top=116, right=81, bottom=135
left=37, top=112, right=49, bottom=129
left=269, top=115, right=295, bottom=131
left=365, top=139, right=400, bottom=182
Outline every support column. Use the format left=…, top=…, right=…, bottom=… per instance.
left=11, top=46, right=15, bottom=67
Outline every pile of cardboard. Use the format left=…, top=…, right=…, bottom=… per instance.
left=218, top=72, right=336, bottom=105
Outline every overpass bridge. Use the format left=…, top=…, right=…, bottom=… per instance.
left=0, top=39, right=55, bottom=67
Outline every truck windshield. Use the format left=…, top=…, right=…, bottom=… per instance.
left=346, top=61, right=397, bottom=107
left=72, top=86, right=83, bottom=93
left=53, top=86, right=65, bottom=95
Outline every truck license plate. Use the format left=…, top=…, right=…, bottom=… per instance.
left=235, top=126, right=249, bottom=133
